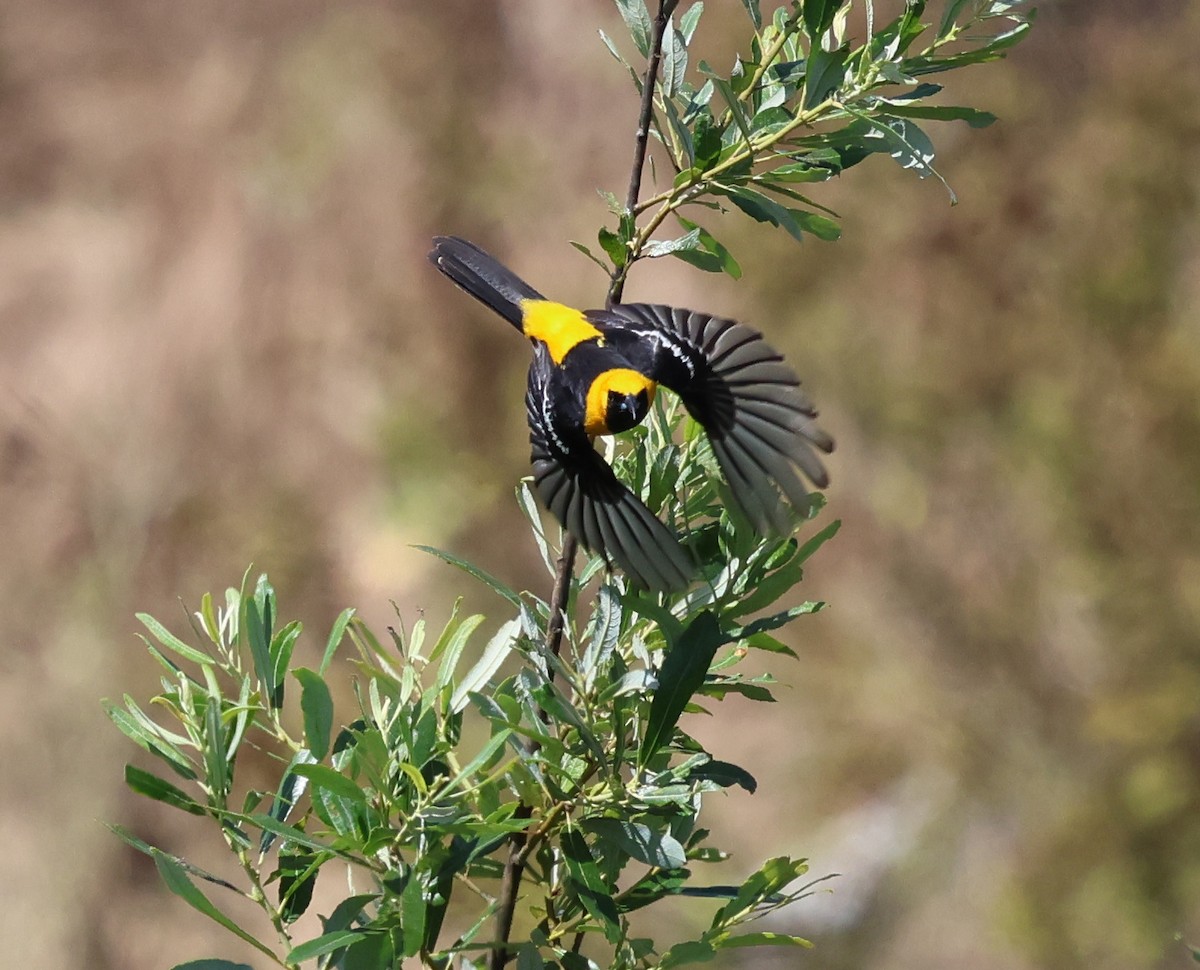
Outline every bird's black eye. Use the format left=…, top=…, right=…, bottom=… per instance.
left=605, top=389, right=644, bottom=433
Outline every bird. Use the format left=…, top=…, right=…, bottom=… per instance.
left=427, top=235, right=833, bottom=591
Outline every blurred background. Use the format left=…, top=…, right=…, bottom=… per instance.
left=1, top=0, right=1197, bottom=967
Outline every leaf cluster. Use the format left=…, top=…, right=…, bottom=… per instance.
left=583, top=0, right=1033, bottom=282
left=108, top=401, right=839, bottom=970
left=106, top=3, right=1032, bottom=967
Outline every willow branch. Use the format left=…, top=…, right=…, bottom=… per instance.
left=489, top=6, right=677, bottom=968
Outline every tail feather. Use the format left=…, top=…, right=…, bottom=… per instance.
left=428, top=236, right=544, bottom=330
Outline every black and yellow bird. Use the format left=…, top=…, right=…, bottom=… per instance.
left=428, top=236, right=833, bottom=591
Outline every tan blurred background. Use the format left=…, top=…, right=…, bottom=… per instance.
left=1, top=0, right=1198, bottom=967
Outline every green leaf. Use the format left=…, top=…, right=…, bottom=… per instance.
left=319, top=893, right=379, bottom=934
left=452, top=619, right=521, bottom=714
left=640, top=611, right=726, bottom=765
left=711, top=855, right=809, bottom=929
left=848, top=108, right=956, bottom=201
left=739, top=0, right=761, bottom=30
left=764, top=160, right=833, bottom=183
left=244, top=596, right=274, bottom=710
left=804, top=43, right=847, bottom=108
left=598, top=226, right=628, bottom=269
left=268, top=619, right=301, bottom=709
left=440, top=726, right=514, bottom=796
left=517, top=481, right=555, bottom=575
left=433, top=613, right=486, bottom=688
left=136, top=614, right=212, bottom=667
left=598, top=27, right=628, bottom=67
left=562, top=829, right=622, bottom=942
left=906, top=19, right=1033, bottom=75
left=679, top=1, right=703, bottom=43
left=643, top=228, right=702, bottom=259
left=292, top=763, right=369, bottom=804
left=879, top=102, right=997, bottom=128
left=660, top=940, right=716, bottom=970
left=662, top=26, right=687, bottom=98
left=583, top=817, right=687, bottom=868
left=581, top=583, right=622, bottom=686
left=729, top=602, right=824, bottom=641
left=104, top=699, right=198, bottom=780
left=674, top=217, right=742, bottom=278
left=687, top=759, right=757, bottom=793
left=720, top=184, right=838, bottom=242
left=202, top=694, right=229, bottom=799
left=260, top=748, right=316, bottom=854
left=937, top=0, right=972, bottom=39
left=287, top=929, right=367, bottom=963
left=692, top=109, right=722, bottom=169
left=294, top=668, right=333, bottom=760
left=341, top=932, right=396, bottom=970
left=152, top=850, right=278, bottom=960
left=412, top=545, right=522, bottom=609
left=618, top=867, right=689, bottom=912
left=246, top=813, right=335, bottom=854
left=713, top=931, right=813, bottom=951
left=319, top=607, right=355, bottom=675
left=124, top=764, right=206, bottom=815
left=571, top=239, right=613, bottom=275
left=278, top=848, right=322, bottom=923
left=400, top=870, right=427, bottom=957
left=614, top=0, right=652, bottom=57
left=171, top=961, right=256, bottom=970
left=796, top=517, right=839, bottom=564
left=109, top=826, right=242, bottom=891
left=802, top=0, right=838, bottom=41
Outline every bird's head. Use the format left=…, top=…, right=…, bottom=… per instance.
left=585, top=368, right=657, bottom=436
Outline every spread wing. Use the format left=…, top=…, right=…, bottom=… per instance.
left=592, top=303, right=834, bottom=533
left=525, top=344, right=694, bottom=591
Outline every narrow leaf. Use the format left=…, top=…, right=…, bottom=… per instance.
left=413, top=545, right=522, bottom=609
left=319, top=607, right=355, bottom=675
left=243, top=599, right=273, bottom=709
left=136, top=614, right=212, bottom=666
left=260, top=748, right=316, bottom=854
left=614, top=0, right=652, bottom=57
left=802, top=0, right=837, bottom=40
left=618, top=867, right=689, bottom=912
left=804, top=44, right=847, bottom=108
left=124, top=764, right=206, bottom=815
left=294, top=668, right=334, bottom=760
left=171, top=961, right=255, bottom=970
left=687, top=759, right=757, bottom=793
left=679, top=2, right=703, bottom=43
left=152, top=850, right=277, bottom=960
left=879, top=103, right=997, bottom=128
left=287, top=929, right=366, bottom=963
left=451, top=619, right=521, bottom=714
left=291, top=763, right=368, bottom=804
left=662, top=26, right=687, bottom=97
left=434, top=613, right=486, bottom=692
left=642, top=228, right=702, bottom=258
left=583, top=817, right=687, bottom=868
left=739, top=0, right=761, bottom=30
left=714, top=931, right=813, bottom=950
left=562, top=829, right=622, bottom=941
left=640, top=611, right=727, bottom=765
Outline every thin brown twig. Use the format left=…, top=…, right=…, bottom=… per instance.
left=488, top=4, right=676, bottom=968
left=611, top=0, right=678, bottom=305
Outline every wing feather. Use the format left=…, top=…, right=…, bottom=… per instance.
left=597, top=303, right=834, bottom=530
left=526, top=345, right=693, bottom=590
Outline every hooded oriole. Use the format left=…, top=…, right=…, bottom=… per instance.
left=428, top=236, right=833, bottom=591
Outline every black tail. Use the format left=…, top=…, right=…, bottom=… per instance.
left=428, top=236, right=545, bottom=331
